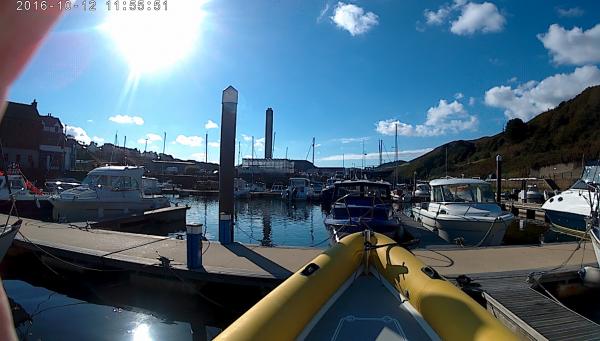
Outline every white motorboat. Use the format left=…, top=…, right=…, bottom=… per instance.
left=412, top=178, right=514, bottom=246
left=234, top=178, right=250, bottom=198
left=518, top=184, right=545, bottom=204
left=269, top=184, right=286, bottom=195
left=282, top=177, right=313, bottom=201
left=542, top=163, right=600, bottom=231
left=50, top=166, right=170, bottom=222
left=142, top=177, right=161, bottom=195
left=0, top=219, right=22, bottom=263
left=413, top=183, right=430, bottom=202
left=0, top=174, right=53, bottom=220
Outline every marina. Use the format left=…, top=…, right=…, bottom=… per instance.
left=2, top=3, right=600, bottom=339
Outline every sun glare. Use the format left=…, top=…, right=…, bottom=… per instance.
left=100, top=1, right=205, bottom=76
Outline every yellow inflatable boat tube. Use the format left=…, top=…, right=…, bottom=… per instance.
left=216, top=232, right=516, bottom=340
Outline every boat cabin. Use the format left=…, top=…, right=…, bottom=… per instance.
left=429, top=178, right=496, bottom=203
left=333, top=180, right=391, bottom=199
left=80, top=166, right=144, bottom=193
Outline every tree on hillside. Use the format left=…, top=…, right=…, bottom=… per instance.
left=505, top=118, right=527, bottom=143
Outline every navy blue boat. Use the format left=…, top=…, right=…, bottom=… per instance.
left=324, top=180, right=403, bottom=242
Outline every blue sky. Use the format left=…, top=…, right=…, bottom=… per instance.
left=8, top=0, right=600, bottom=166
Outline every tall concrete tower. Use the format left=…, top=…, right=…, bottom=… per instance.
left=264, top=107, right=273, bottom=159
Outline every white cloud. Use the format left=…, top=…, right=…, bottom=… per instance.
left=468, top=97, right=476, bottom=106
left=204, top=119, right=218, bottom=129
left=375, top=99, right=478, bottom=137
left=422, top=1, right=504, bottom=35
left=254, top=137, right=265, bottom=151
left=137, top=133, right=162, bottom=145
left=556, top=7, right=584, bottom=18
left=208, top=142, right=220, bottom=148
left=450, top=2, right=505, bottom=35
left=333, top=136, right=370, bottom=144
left=109, top=114, right=144, bottom=125
left=330, top=2, right=379, bottom=36
left=424, top=6, right=450, bottom=25
left=87, top=119, right=94, bottom=123
left=321, top=148, right=433, bottom=161
left=538, top=24, right=600, bottom=65
left=175, top=135, right=203, bottom=147
left=92, top=136, right=105, bottom=144
left=484, top=65, right=600, bottom=120
left=317, top=3, right=330, bottom=22
left=66, top=126, right=91, bottom=144
left=241, top=134, right=253, bottom=142
left=454, top=92, right=464, bottom=100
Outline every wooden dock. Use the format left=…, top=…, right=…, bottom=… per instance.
left=452, top=269, right=600, bottom=340
left=3, top=214, right=321, bottom=288
left=501, top=200, right=547, bottom=222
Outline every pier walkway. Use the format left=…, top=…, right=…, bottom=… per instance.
left=3, top=214, right=321, bottom=287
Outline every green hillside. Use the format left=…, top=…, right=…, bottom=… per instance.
left=393, top=85, right=600, bottom=182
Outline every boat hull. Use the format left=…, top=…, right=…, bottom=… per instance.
left=591, top=228, right=600, bottom=267
left=0, top=221, right=21, bottom=262
left=413, top=207, right=512, bottom=246
left=50, top=197, right=170, bottom=222
left=545, top=209, right=587, bottom=231
left=0, top=199, right=53, bottom=221
left=216, top=232, right=516, bottom=340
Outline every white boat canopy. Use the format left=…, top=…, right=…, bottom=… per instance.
left=429, top=178, right=489, bottom=186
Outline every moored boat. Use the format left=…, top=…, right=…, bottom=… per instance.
left=412, top=178, right=513, bottom=246
left=50, top=166, right=170, bottom=222
left=0, top=219, right=22, bottom=263
left=216, top=231, right=516, bottom=340
left=282, top=177, right=312, bottom=201
left=324, top=180, right=403, bottom=242
left=542, top=162, right=600, bottom=231
left=0, top=173, right=52, bottom=221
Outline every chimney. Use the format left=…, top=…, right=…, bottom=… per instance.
left=264, top=108, right=273, bottom=159
left=31, top=99, right=37, bottom=108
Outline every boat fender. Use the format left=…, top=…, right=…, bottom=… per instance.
left=300, top=263, right=320, bottom=276
left=421, top=266, right=442, bottom=280
left=579, top=266, right=600, bottom=288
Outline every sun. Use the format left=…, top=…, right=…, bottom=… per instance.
left=100, top=1, right=206, bottom=76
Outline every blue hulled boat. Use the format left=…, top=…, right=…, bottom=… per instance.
left=324, top=180, right=403, bottom=242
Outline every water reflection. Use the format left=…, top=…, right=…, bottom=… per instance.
left=132, top=322, right=151, bottom=341
left=177, top=197, right=329, bottom=248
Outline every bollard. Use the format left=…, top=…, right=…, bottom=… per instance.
left=186, top=224, right=203, bottom=269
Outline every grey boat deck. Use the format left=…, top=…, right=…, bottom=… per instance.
left=306, top=274, right=436, bottom=341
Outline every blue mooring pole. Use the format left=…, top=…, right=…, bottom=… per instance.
left=218, top=86, right=238, bottom=244
left=186, top=223, right=202, bottom=269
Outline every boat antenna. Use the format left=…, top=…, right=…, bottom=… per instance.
left=162, top=131, right=167, bottom=156
left=312, top=137, right=315, bottom=165
left=395, top=123, right=398, bottom=162
left=205, top=132, right=208, bottom=163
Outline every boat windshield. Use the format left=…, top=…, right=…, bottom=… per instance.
left=290, top=179, right=308, bottom=187
left=433, top=183, right=495, bottom=203
left=336, top=184, right=390, bottom=199
left=582, top=166, right=600, bottom=184
left=81, top=174, right=139, bottom=190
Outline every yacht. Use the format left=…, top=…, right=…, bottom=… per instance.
left=308, top=181, right=323, bottom=201
left=0, top=174, right=52, bottom=220
left=282, top=177, right=312, bottom=201
left=412, top=178, right=513, bottom=246
left=542, top=163, right=600, bottom=231
left=413, top=183, right=430, bottom=202
left=234, top=178, right=250, bottom=198
left=0, top=219, right=21, bottom=263
left=269, top=184, right=286, bottom=195
left=517, top=184, right=545, bottom=204
left=142, top=177, right=161, bottom=195
left=50, top=166, right=170, bottom=222
left=324, top=180, right=403, bottom=242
